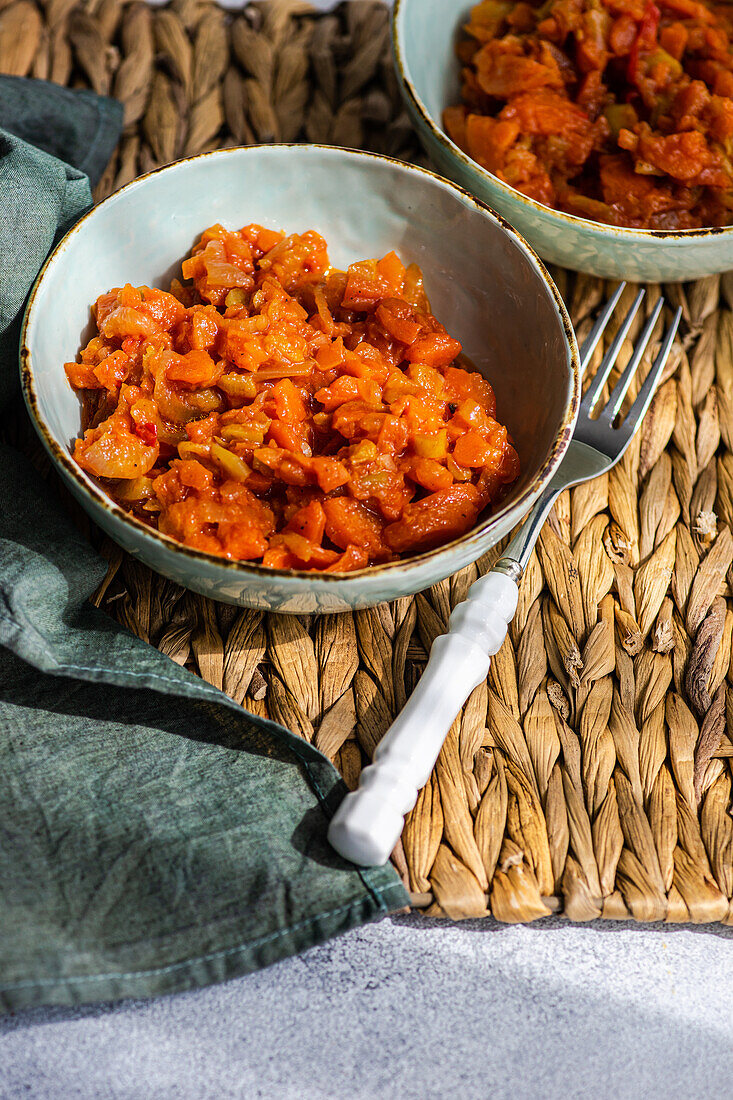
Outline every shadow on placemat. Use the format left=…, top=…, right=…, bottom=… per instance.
left=392, top=911, right=733, bottom=940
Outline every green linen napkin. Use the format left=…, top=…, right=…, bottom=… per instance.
left=0, top=76, right=408, bottom=1013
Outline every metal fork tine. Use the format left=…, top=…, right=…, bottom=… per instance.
left=578, top=282, right=626, bottom=372
left=619, top=307, right=682, bottom=436
left=599, top=297, right=664, bottom=423
left=487, top=292, right=680, bottom=593
left=581, top=287, right=646, bottom=413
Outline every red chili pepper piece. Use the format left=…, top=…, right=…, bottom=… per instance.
left=134, top=420, right=158, bottom=447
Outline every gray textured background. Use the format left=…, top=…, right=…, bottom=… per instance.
left=2, top=912, right=733, bottom=1099
left=4, top=1, right=731, bottom=1094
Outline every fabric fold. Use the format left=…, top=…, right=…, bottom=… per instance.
left=0, top=77, right=408, bottom=1013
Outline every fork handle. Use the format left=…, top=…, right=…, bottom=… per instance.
left=327, top=569, right=519, bottom=867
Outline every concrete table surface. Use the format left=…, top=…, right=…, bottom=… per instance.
left=2, top=912, right=733, bottom=1099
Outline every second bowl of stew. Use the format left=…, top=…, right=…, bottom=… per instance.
left=393, top=0, right=733, bottom=281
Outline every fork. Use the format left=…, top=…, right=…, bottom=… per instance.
left=328, top=285, right=682, bottom=868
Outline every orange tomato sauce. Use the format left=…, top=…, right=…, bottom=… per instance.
left=67, top=224, right=519, bottom=572
left=445, top=0, right=733, bottom=230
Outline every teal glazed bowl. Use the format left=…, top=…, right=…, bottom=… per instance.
left=393, top=0, right=733, bottom=282
left=22, top=145, right=579, bottom=613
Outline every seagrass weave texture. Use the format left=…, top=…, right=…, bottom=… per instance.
left=5, top=0, right=733, bottom=923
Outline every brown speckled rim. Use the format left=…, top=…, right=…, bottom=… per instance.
left=392, top=0, right=732, bottom=242
left=20, top=144, right=580, bottom=587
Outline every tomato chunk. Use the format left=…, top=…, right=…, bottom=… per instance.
left=384, top=485, right=484, bottom=554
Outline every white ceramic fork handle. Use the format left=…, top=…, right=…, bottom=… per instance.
left=327, top=569, right=519, bottom=867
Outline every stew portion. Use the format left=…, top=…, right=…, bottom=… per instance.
left=67, top=224, right=519, bottom=571
left=444, top=0, right=733, bottom=229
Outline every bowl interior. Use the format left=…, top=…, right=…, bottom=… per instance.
left=25, top=146, right=575, bottom=549
left=396, top=0, right=471, bottom=130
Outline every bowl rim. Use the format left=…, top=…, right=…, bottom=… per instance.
left=21, top=142, right=580, bottom=588
left=392, top=0, right=732, bottom=244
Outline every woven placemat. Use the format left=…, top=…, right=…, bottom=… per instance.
left=5, top=0, right=733, bottom=923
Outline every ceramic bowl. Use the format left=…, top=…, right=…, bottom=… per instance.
left=393, top=0, right=733, bottom=282
left=22, top=145, right=579, bottom=613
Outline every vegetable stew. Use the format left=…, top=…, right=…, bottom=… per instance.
left=67, top=225, right=519, bottom=572
left=444, top=0, right=733, bottom=229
